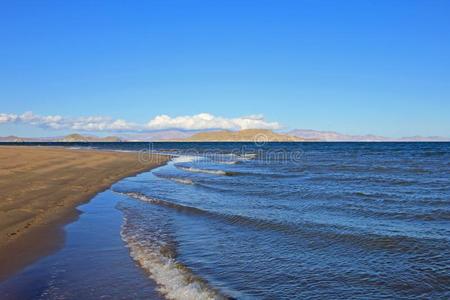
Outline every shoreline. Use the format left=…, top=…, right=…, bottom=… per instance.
left=0, top=146, right=169, bottom=281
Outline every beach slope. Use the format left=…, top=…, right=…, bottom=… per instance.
left=0, top=146, right=168, bottom=280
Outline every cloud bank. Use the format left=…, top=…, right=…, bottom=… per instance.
left=147, top=113, right=281, bottom=130
left=0, top=112, right=281, bottom=132
left=0, top=112, right=138, bottom=131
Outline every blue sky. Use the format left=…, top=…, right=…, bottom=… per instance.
left=1, top=0, right=449, bottom=137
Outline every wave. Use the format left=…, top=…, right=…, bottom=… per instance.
left=120, top=192, right=227, bottom=217
left=172, top=156, right=198, bottom=163
left=423, top=151, right=447, bottom=157
left=119, top=192, right=448, bottom=255
left=154, top=173, right=195, bottom=185
left=170, top=177, right=194, bottom=185
left=306, top=174, right=418, bottom=186
left=120, top=192, right=448, bottom=253
left=121, top=215, right=227, bottom=300
left=322, top=202, right=450, bottom=222
left=176, top=166, right=238, bottom=176
left=118, top=192, right=301, bottom=234
left=215, top=160, right=240, bottom=165
left=175, top=164, right=293, bottom=178
left=238, top=153, right=257, bottom=160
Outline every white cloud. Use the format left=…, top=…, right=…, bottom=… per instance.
left=0, top=111, right=282, bottom=132
left=19, top=112, right=65, bottom=129
left=71, top=116, right=139, bottom=131
left=0, top=113, right=18, bottom=124
left=10, top=112, right=140, bottom=132
left=147, top=113, right=281, bottom=130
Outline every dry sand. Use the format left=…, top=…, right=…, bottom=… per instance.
left=0, top=146, right=169, bottom=281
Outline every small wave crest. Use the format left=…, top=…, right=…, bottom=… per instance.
left=121, top=213, right=227, bottom=300
left=119, top=192, right=305, bottom=235
left=172, top=156, right=198, bottom=163
left=170, top=177, right=195, bottom=185
left=155, top=173, right=195, bottom=185
left=176, top=165, right=238, bottom=176
left=215, top=160, right=240, bottom=165
left=239, top=153, right=257, bottom=160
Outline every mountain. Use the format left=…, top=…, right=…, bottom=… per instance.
left=59, top=134, right=122, bottom=142
left=2, top=130, right=448, bottom=143
left=0, top=135, right=60, bottom=142
left=0, top=135, right=25, bottom=142
left=288, top=129, right=450, bottom=141
left=397, top=136, right=450, bottom=142
left=288, top=129, right=387, bottom=141
left=184, top=129, right=303, bottom=142
left=119, top=130, right=197, bottom=141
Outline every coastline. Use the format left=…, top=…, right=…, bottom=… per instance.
left=0, top=146, right=169, bottom=281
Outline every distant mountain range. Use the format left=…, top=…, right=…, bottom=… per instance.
left=0, top=129, right=449, bottom=142
left=0, top=135, right=57, bottom=142
left=59, top=134, right=122, bottom=142
left=288, top=129, right=450, bottom=142
left=119, top=130, right=198, bottom=141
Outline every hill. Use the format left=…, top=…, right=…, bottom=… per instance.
left=288, top=129, right=386, bottom=141
left=288, top=129, right=450, bottom=142
left=119, top=130, right=197, bottom=141
left=184, top=129, right=303, bottom=142
left=0, top=135, right=25, bottom=142
left=59, top=134, right=122, bottom=142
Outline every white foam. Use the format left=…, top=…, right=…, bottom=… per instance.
left=170, top=177, right=194, bottom=185
left=121, top=217, right=224, bottom=300
left=178, top=166, right=227, bottom=176
left=111, top=149, right=135, bottom=153
left=239, top=153, right=257, bottom=160
left=216, top=160, right=239, bottom=165
left=172, top=155, right=198, bottom=163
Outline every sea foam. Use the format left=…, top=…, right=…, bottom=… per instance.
left=169, top=177, right=194, bottom=185
left=120, top=198, right=226, bottom=300
left=176, top=165, right=240, bottom=176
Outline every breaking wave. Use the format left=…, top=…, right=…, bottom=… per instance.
left=154, top=173, right=195, bottom=185
left=120, top=212, right=227, bottom=300
left=215, top=160, right=240, bottom=165
left=170, top=177, right=194, bottom=185
left=176, top=165, right=238, bottom=176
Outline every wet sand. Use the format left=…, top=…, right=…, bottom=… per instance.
left=0, top=146, right=169, bottom=281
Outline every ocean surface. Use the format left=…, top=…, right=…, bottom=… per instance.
left=1, top=142, right=449, bottom=299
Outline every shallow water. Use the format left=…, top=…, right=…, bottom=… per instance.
left=0, top=191, right=163, bottom=300
left=1, top=142, right=449, bottom=299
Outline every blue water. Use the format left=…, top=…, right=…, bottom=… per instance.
left=1, top=142, right=449, bottom=299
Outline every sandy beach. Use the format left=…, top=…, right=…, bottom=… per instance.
left=0, top=146, right=168, bottom=281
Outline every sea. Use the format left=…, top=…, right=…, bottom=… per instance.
left=1, top=142, right=449, bottom=299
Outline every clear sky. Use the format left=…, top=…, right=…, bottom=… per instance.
left=1, top=0, right=449, bottom=137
